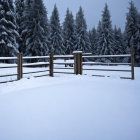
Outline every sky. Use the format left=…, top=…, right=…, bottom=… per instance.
left=43, top=0, right=140, bottom=31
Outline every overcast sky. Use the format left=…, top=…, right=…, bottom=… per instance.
left=43, top=0, right=140, bottom=31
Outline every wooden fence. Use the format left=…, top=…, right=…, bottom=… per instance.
left=0, top=50, right=135, bottom=84
left=82, top=50, right=134, bottom=80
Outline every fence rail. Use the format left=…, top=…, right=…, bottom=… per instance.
left=82, top=62, right=131, bottom=65
left=0, top=57, right=17, bottom=60
left=82, top=54, right=131, bottom=58
left=0, top=50, right=135, bottom=84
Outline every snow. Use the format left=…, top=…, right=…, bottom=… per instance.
left=54, top=55, right=73, bottom=58
left=0, top=57, right=17, bottom=60
left=73, top=51, right=82, bottom=53
left=23, top=56, right=50, bottom=59
left=23, top=62, right=49, bottom=67
left=82, top=62, right=131, bottom=65
left=82, top=54, right=131, bottom=58
left=0, top=63, right=140, bottom=140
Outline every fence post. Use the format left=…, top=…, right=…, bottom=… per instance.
left=73, top=51, right=82, bottom=75
left=49, top=53, right=54, bottom=77
left=17, top=53, right=23, bottom=80
left=131, top=48, right=135, bottom=80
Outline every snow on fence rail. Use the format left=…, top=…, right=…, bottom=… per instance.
left=22, top=56, right=50, bottom=59
left=0, top=50, right=135, bottom=84
left=82, top=62, right=131, bottom=65
left=82, top=54, right=131, bottom=58
left=0, top=57, right=17, bottom=60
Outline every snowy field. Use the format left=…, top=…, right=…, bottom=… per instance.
left=0, top=63, right=140, bottom=140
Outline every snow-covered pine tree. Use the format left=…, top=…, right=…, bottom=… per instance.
left=0, top=0, right=18, bottom=57
left=50, top=4, right=65, bottom=55
left=74, top=7, right=91, bottom=53
left=20, top=0, right=32, bottom=55
left=63, top=9, right=75, bottom=55
left=113, top=26, right=125, bottom=62
left=21, top=0, right=49, bottom=57
left=124, top=1, right=139, bottom=65
left=96, top=21, right=102, bottom=55
left=135, top=12, right=140, bottom=66
left=89, top=27, right=97, bottom=55
left=97, top=4, right=116, bottom=62
left=15, top=0, right=25, bottom=53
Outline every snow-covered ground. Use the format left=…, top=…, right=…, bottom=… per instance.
left=0, top=62, right=140, bottom=140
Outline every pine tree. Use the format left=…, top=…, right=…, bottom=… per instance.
left=74, top=7, right=91, bottom=53
left=21, top=0, right=33, bottom=55
left=124, top=1, right=139, bottom=65
left=0, top=0, right=18, bottom=57
left=63, top=9, right=75, bottom=55
left=21, top=0, right=49, bottom=57
left=89, top=27, right=97, bottom=55
left=50, top=5, right=65, bottom=55
left=125, top=1, right=138, bottom=51
left=113, top=26, right=125, bottom=62
left=97, top=4, right=116, bottom=62
left=135, top=12, right=140, bottom=65
left=96, top=21, right=102, bottom=55
left=15, top=0, right=25, bottom=53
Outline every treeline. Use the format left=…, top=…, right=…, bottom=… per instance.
left=0, top=0, right=140, bottom=64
